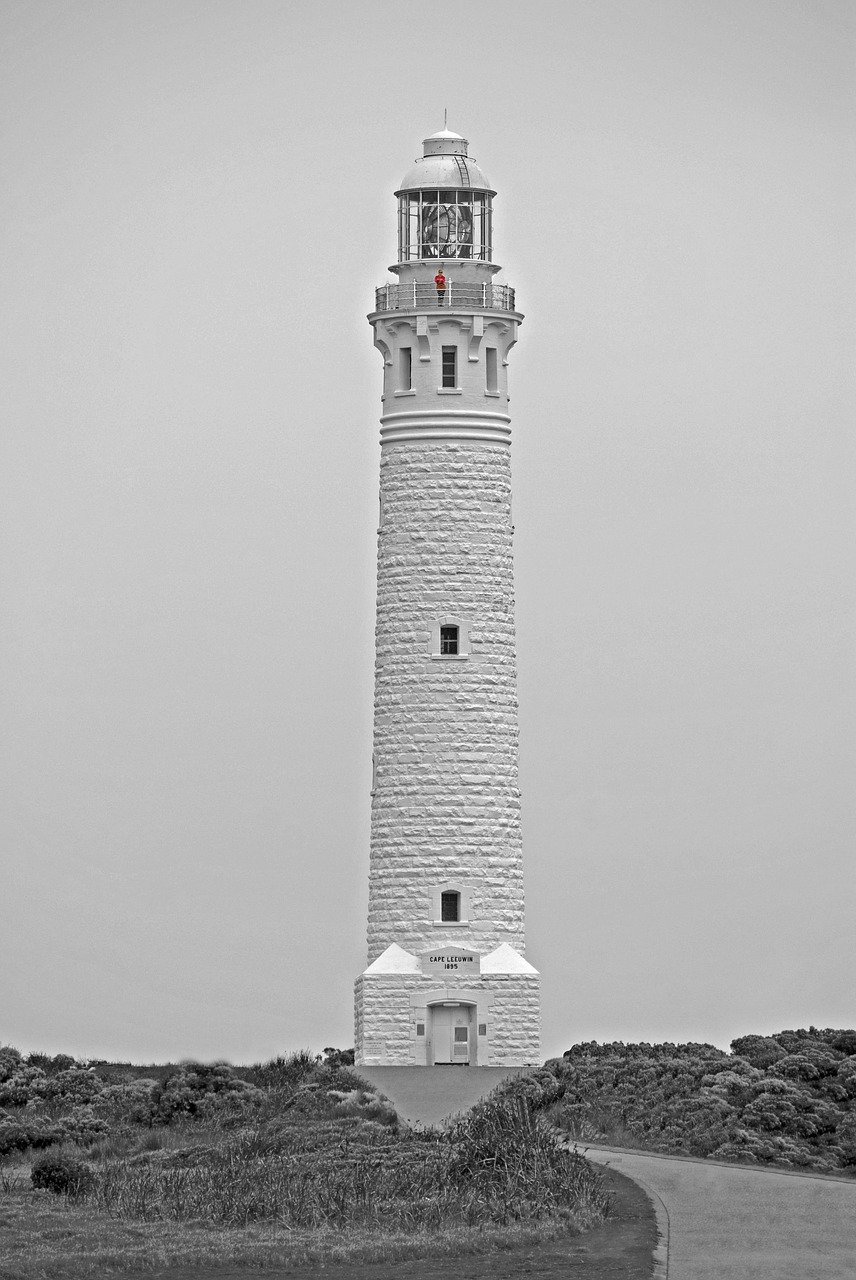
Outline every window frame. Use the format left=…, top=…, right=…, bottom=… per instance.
left=441, top=345, right=457, bottom=389
left=398, top=345, right=412, bottom=392
left=439, top=624, right=459, bottom=655
left=429, top=617, right=471, bottom=660
left=430, top=883, right=472, bottom=925
left=440, top=890, right=461, bottom=922
left=485, top=345, right=498, bottom=395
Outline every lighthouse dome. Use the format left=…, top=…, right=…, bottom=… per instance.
left=397, top=129, right=494, bottom=195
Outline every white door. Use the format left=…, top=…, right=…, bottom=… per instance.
left=430, top=1005, right=471, bottom=1065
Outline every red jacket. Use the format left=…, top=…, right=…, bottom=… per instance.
left=434, top=272, right=446, bottom=289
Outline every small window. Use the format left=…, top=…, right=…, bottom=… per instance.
left=485, top=346, right=498, bottom=393
left=430, top=618, right=470, bottom=660
left=399, top=346, right=412, bottom=391
left=416, top=1023, right=425, bottom=1036
left=441, top=346, right=457, bottom=388
left=478, top=1023, right=487, bottom=1036
left=441, top=890, right=460, bottom=922
left=440, top=625, right=459, bottom=655
left=454, top=1027, right=469, bottom=1043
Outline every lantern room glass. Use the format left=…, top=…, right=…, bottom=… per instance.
left=398, top=190, right=493, bottom=261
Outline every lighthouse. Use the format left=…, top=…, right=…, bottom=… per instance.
left=354, top=128, right=540, bottom=1068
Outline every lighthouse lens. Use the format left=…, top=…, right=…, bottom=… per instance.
left=421, top=195, right=475, bottom=260
left=398, top=190, right=492, bottom=262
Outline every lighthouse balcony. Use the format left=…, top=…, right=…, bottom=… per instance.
left=375, top=281, right=516, bottom=314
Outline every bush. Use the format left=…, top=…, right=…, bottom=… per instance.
left=241, top=1050, right=319, bottom=1091
left=42, top=1067, right=103, bottom=1103
left=0, top=1115, right=33, bottom=1156
left=31, top=1149, right=94, bottom=1196
left=548, top=1030, right=856, bottom=1174
left=0, top=1064, right=48, bottom=1107
left=0, top=1110, right=67, bottom=1156
left=150, top=1062, right=264, bottom=1125
left=832, top=1031, right=856, bottom=1056
left=328, top=1087, right=398, bottom=1126
left=771, top=1048, right=843, bottom=1083
left=322, top=1047, right=355, bottom=1069
left=25, top=1052, right=76, bottom=1076
left=0, top=1047, right=23, bottom=1083
left=730, top=1036, right=786, bottom=1070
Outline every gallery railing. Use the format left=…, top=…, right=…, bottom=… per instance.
left=374, top=282, right=516, bottom=313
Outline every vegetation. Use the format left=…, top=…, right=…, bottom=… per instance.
left=0, top=1045, right=609, bottom=1278
left=516, top=1027, right=856, bottom=1175
left=10, top=1022, right=848, bottom=1275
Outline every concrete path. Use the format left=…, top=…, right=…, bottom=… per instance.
left=355, top=1065, right=525, bottom=1126
left=577, top=1143, right=856, bottom=1279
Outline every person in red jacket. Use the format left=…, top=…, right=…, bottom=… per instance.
left=434, top=266, right=447, bottom=306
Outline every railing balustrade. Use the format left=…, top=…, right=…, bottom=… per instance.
left=374, top=281, right=516, bottom=313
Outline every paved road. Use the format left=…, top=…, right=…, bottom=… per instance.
left=579, top=1144, right=856, bottom=1279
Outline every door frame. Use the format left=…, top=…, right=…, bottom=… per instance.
left=427, top=1000, right=476, bottom=1066
left=411, top=989, right=493, bottom=1066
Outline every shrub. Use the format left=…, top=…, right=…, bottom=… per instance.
left=831, top=1031, right=856, bottom=1056
left=0, top=1115, right=33, bottom=1156
left=58, top=1104, right=109, bottom=1144
left=0, top=1047, right=23, bottom=1083
left=328, top=1088, right=398, bottom=1126
left=0, top=1064, right=48, bottom=1107
left=548, top=1031, right=856, bottom=1174
left=151, top=1062, right=264, bottom=1125
left=771, top=1048, right=843, bottom=1083
left=92, top=1078, right=159, bottom=1128
left=42, top=1067, right=103, bottom=1103
left=0, top=1110, right=71, bottom=1155
left=241, top=1050, right=319, bottom=1090
left=322, top=1047, right=355, bottom=1069
left=25, top=1052, right=76, bottom=1076
left=730, top=1036, right=786, bottom=1070
left=31, top=1149, right=94, bottom=1196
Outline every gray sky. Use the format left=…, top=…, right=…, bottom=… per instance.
left=2, top=0, right=853, bottom=1064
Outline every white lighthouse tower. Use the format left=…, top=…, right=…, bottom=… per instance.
left=354, top=128, right=540, bottom=1068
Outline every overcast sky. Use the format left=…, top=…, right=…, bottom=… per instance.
left=2, top=0, right=854, bottom=1065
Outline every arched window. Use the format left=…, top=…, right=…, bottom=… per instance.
left=430, top=618, right=471, bottom=660
left=430, top=883, right=472, bottom=924
left=440, top=624, right=459, bottom=655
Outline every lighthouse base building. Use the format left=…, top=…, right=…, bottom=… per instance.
left=355, top=128, right=540, bottom=1069
left=355, top=947, right=540, bottom=1067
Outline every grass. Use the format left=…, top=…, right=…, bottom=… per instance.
left=0, top=1167, right=599, bottom=1279
left=0, top=1056, right=611, bottom=1278
left=80, top=1111, right=607, bottom=1232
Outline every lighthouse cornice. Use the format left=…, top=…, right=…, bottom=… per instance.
left=369, top=306, right=523, bottom=325
left=379, top=407, right=512, bottom=447
left=388, top=261, right=503, bottom=278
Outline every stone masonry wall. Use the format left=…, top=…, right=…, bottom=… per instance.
left=367, top=441, right=526, bottom=962
left=355, top=971, right=541, bottom=1066
left=485, top=974, right=542, bottom=1065
left=355, top=974, right=425, bottom=1067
